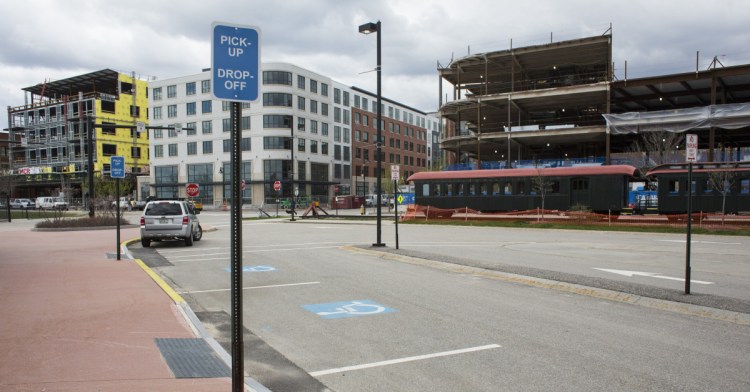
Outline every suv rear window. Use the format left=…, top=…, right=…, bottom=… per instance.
left=145, top=203, right=183, bottom=216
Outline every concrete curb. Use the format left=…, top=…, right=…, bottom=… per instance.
left=343, top=245, right=750, bottom=326
left=122, top=236, right=271, bottom=392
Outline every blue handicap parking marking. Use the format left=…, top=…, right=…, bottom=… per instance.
left=302, top=300, right=397, bottom=319
left=224, top=265, right=277, bottom=273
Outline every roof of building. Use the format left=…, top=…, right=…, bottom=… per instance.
left=22, top=69, right=120, bottom=98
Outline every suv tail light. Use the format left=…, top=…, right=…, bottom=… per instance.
left=140, top=216, right=145, bottom=226
left=182, top=216, right=189, bottom=225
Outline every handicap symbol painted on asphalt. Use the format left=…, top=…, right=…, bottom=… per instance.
left=302, top=300, right=397, bottom=319
left=224, top=265, right=277, bottom=273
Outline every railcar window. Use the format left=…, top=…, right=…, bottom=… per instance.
left=517, top=182, right=525, bottom=194
left=457, top=184, right=465, bottom=196
left=423, top=184, right=430, bottom=196
left=669, top=180, right=680, bottom=194
left=446, top=183, right=453, bottom=196
left=551, top=180, right=561, bottom=193
left=435, top=183, right=441, bottom=196
left=703, top=179, right=713, bottom=194
left=492, top=183, right=500, bottom=195
left=504, top=182, right=512, bottom=195
left=469, top=184, right=476, bottom=196
left=480, top=183, right=488, bottom=196
left=691, top=180, right=696, bottom=195
left=741, top=179, right=749, bottom=194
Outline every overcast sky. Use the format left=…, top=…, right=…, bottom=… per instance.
left=2, top=0, right=749, bottom=128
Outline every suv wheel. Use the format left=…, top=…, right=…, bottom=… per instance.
left=185, top=231, right=194, bottom=246
left=193, top=225, right=203, bottom=242
left=141, top=238, right=151, bottom=247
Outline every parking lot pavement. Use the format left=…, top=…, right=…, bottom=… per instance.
left=0, top=221, right=239, bottom=391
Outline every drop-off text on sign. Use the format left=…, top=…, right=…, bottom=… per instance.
left=211, top=22, right=261, bottom=102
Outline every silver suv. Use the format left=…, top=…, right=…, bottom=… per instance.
left=140, top=200, right=202, bottom=247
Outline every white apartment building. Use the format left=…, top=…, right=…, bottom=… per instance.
left=147, top=62, right=437, bottom=208
left=148, top=63, right=338, bottom=207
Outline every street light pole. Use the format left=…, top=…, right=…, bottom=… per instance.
left=360, top=20, right=385, bottom=247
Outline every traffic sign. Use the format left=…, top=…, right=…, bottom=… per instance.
left=686, top=133, right=698, bottom=162
left=136, top=121, right=146, bottom=134
left=186, top=183, right=200, bottom=197
left=391, top=164, right=400, bottom=180
left=273, top=180, right=281, bottom=191
left=110, top=156, right=125, bottom=179
left=211, top=22, right=261, bottom=102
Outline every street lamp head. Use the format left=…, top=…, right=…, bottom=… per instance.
left=359, top=22, right=379, bottom=34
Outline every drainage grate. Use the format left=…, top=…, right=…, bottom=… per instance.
left=155, top=338, right=231, bottom=378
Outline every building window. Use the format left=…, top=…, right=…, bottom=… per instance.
left=297, top=117, right=305, bottom=132
left=201, top=80, right=211, bottom=94
left=310, top=120, right=318, bottom=134
left=202, top=100, right=212, bottom=114
left=262, top=71, right=292, bottom=85
left=263, top=93, right=293, bottom=107
left=153, top=106, right=162, bottom=120
left=298, top=96, right=305, bottom=111
left=153, top=87, right=162, bottom=101
left=155, top=166, right=178, bottom=199
left=154, top=145, right=163, bottom=158
left=242, top=137, right=251, bottom=151
left=310, top=79, right=318, bottom=93
left=167, top=105, right=177, bottom=118
left=186, top=102, right=196, bottom=115
left=310, top=140, right=318, bottom=153
left=241, top=116, right=251, bottom=130
left=321, top=83, right=328, bottom=96
left=322, top=142, right=329, bottom=155
left=263, top=136, right=290, bottom=150
left=334, top=88, right=341, bottom=104
left=310, top=100, right=318, bottom=114
left=186, top=82, right=196, bottom=96
left=167, top=85, right=176, bottom=98
left=263, top=115, right=291, bottom=129
left=202, top=140, right=213, bottom=154
left=202, top=120, right=213, bottom=134
left=168, top=143, right=178, bottom=157
left=187, top=142, right=197, bottom=155
left=154, top=129, right=163, bottom=139
left=321, top=123, right=329, bottom=136
left=186, top=122, right=196, bottom=136
left=223, top=139, right=231, bottom=152
left=298, top=138, right=305, bottom=152
left=223, top=118, right=231, bottom=132
left=297, top=75, right=305, bottom=89
left=102, top=143, right=116, bottom=156
left=321, top=103, right=329, bottom=117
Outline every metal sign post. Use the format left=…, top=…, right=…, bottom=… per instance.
left=391, top=165, right=400, bottom=249
left=212, top=21, right=260, bottom=392
left=110, top=156, right=125, bottom=261
left=685, top=133, right=698, bottom=294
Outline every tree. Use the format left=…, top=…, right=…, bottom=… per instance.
left=625, top=131, right=685, bottom=174
left=531, top=165, right=553, bottom=220
left=708, top=165, right=737, bottom=225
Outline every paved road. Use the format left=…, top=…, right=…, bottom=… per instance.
left=132, top=214, right=750, bottom=392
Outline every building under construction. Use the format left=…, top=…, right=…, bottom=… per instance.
left=5, top=69, right=149, bottom=201
left=438, top=32, right=750, bottom=169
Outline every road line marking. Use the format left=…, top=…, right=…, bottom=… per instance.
left=309, top=344, right=501, bottom=377
left=656, top=239, right=741, bottom=245
left=180, top=281, right=320, bottom=294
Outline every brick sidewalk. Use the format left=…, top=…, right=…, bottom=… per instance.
left=0, top=224, right=234, bottom=391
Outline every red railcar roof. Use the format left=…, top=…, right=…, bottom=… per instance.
left=646, top=162, right=750, bottom=176
left=407, top=165, right=638, bottom=182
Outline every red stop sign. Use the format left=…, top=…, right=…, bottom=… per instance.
left=186, top=183, right=200, bottom=197
left=273, top=180, right=281, bottom=191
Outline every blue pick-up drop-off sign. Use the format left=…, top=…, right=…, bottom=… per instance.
left=211, top=22, right=261, bottom=102
left=110, top=156, right=125, bottom=179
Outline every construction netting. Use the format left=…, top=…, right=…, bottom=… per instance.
left=602, top=103, right=750, bottom=134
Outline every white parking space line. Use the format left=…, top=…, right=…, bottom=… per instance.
left=309, top=344, right=501, bottom=377
left=656, top=239, right=741, bottom=245
left=180, top=281, right=320, bottom=294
